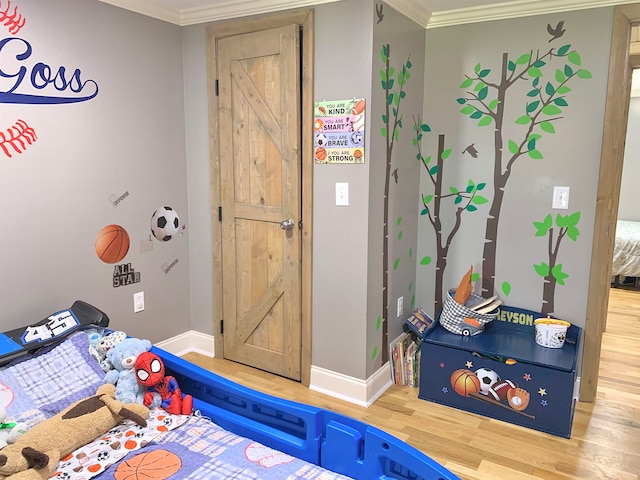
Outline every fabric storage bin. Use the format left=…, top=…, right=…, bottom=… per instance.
left=438, top=288, right=499, bottom=336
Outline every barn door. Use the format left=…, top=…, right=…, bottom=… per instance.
left=217, top=25, right=302, bottom=381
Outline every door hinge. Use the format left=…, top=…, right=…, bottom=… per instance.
left=220, top=319, right=224, bottom=334
left=218, top=206, right=222, bottom=222
left=215, top=79, right=219, bottom=96
left=298, top=220, right=303, bottom=230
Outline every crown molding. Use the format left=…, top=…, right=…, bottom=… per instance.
left=99, top=0, right=339, bottom=26
left=384, top=0, right=432, bottom=28
left=427, top=0, right=640, bottom=28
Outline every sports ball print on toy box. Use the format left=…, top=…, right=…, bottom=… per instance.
left=445, top=362, right=534, bottom=419
left=0, top=1, right=99, bottom=159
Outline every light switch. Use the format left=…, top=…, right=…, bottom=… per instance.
left=336, top=182, right=349, bottom=206
left=552, top=186, right=570, bottom=209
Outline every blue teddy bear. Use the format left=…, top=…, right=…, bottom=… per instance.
left=103, top=337, right=153, bottom=404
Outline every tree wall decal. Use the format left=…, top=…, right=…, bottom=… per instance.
left=379, top=43, right=411, bottom=362
left=533, top=211, right=581, bottom=314
left=415, top=120, right=488, bottom=315
left=456, top=41, right=591, bottom=298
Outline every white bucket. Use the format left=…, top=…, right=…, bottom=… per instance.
left=534, top=318, right=571, bottom=348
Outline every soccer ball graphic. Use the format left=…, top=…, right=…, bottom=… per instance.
left=475, top=367, right=500, bottom=395
left=150, top=206, right=180, bottom=242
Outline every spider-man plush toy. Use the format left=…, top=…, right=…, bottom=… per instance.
left=135, top=351, right=193, bottom=415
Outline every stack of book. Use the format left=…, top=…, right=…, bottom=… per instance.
left=389, top=331, right=420, bottom=387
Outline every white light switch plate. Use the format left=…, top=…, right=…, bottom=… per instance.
left=336, top=182, right=349, bottom=206
left=552, top=186, right=570, bottom=209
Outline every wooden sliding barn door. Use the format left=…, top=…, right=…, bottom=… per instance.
left=216, top=24, right=302, bottom=381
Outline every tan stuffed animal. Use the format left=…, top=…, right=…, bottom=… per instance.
left=0, top=383, right=149, bottom=480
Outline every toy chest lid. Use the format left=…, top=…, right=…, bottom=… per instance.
left=425, top=305, right=581, bottom=372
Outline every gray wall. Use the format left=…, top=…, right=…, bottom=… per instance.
left=0, top=0, right=190, bottom=343
left=619, top=94, right=640, bottom=222
left=417, top=8, right=612, bottom=329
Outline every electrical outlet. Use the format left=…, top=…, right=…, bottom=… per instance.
left=397, top=296, right=404, bottom=318
left=133, top=291, right=145, bottom=313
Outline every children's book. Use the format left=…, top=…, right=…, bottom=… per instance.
left=404, top=308, right=436, bottom=341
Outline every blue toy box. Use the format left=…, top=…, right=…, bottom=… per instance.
left=418, top=305, right=581, bottom=438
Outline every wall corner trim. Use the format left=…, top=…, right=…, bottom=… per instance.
left=155, top=330, right=215, bottom=357
left=309, top=363, right=392, bottom=407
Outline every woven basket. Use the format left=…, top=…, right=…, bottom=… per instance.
left=439, top=288, right=498, bottom=336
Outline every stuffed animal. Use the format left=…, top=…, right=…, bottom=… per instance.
left=0, top=406, right=27, bottom=450
left=135, top=351, right=193, bottom=415
left=0, top=384, right=148, bottom=480
left=104, top=337, right=152, bottom=404
left=96, top=330, right=127, bottom=372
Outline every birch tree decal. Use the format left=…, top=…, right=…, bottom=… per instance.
left=416, top=120, right=488, bottom=315
left=379, top=43, right=411, bottom=362
left=457, top=38, right=591, bottom=297
left=533, top=211, right=581, bottom=314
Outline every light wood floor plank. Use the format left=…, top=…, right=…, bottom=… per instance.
left=182, top=287, right=640, bottom=479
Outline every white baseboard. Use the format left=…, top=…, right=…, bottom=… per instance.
left=309, top=363, right=392, bottom=407
left=155, top=331, right=393, bottom=407
left=155, top=330, right=215, bottom=357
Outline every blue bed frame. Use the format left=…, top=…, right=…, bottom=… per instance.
left=0, top=301, right=458, bottom=480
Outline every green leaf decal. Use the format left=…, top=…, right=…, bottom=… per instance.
left=555, top=98, right=568, bottom=107
left=542, top=104, right=562, bottom=115
left=454, top=195, right=463, bottom=205
left=470, top=110, right=483, bottom=119
left=456, top=97, right=466, bottom=104
left=564, top=64, right=574, bottom=77
left=557, top=44, right=571, bottom=56
left=420, top=256, right=432, bottom=265
left=534, top=262, right=550, bottom=277
left=557, top=85, right=572, bottom=94
left=397, top=216, right=402, bottom=225
left=380, top=127, right=387, bottom=138
left=449, top=186, right=459, bottom=194
left=478, top=86, right=489, bottom=100
left=508, top=60, right=516, bottom=71
left=477, top=183, right=486, bottom=190
left=488, top=99, right=500, bottom=110
left=441, top=149, right=452, bottom=160
left=466, top=204, right=478, bottom=212
left=555, top=69, right=566, bottom=83
left=371, top=347, right=378, bottom=359
left=420, top=208, right=428, bottom=215
left=472, top=195, right=488, bottom=204
left=552, top=264, right=569, bottom=285
left=533, top=214, right=552, bottom=235
left=577, top=69, right=593, bottom=79
left=545, top=82, right=555, bottom=96
left=515, top=115, right=531, bottom=125
left=393, top=258, right=400, bottom=270
left=479, top=69, right=491, bottom=78
left=540, top=121, right=556, bottom=134
left=527, top=66, right=543, bottom=78
left=474, top=63, right=481, bottom=73
left=515, top=53, right=531, bottom=65
left=377, top=315, right=382, bottom=330
left=421, top=124, right=431, bottom=132
left=460, top=78, right=473, bottom=88
left=527, top=100, right=540, bottom=113
left=429, top=165, right=439, bottom=175
left=508, top=139, right=519, bottom=154
left=502, top=282, right=511, bottom=296
left=567, top=51, right=582, bottom=66
left=478, top=116, right=492, bottom=127
left=460, top=105, right=475, bottom=115
left=471, top=272, right=480, bottom=282
left=527, top=89, right=539, bottom=97
left=528, top=149, right=544, bottom=159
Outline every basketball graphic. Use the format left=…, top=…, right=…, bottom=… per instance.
left=450, top=369, right=481, bottom=397
left=95, top=224, right=130, bottom=264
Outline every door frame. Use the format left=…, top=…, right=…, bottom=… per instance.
left=206, top=9, right=315, bottom=386
left=581, top=4, right=640, bottom=401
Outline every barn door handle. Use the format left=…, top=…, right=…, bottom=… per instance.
left=279, top=219, right=295, bottom=231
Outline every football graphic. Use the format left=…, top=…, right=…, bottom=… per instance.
left=150, top=206, right=180, bottom=242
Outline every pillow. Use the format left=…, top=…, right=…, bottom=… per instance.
left=0, top=331, right=105, bottom=428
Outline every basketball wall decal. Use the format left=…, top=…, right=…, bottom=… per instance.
left=95, top=224, right=130, bottom=264
left=450, top=369, right=481, bottom=397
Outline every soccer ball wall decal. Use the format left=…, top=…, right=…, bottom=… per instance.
left=150, top=206, right=180, bottom=242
